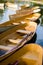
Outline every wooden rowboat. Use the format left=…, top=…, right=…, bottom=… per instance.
left=0, top=12, right=40, bottom=28
left=0, top=43, right=42, bottom=65
left=9, top=6, right=41, bottom=21
left=20, top=4, right=30, bottom=9
left=25, top=13, right=41, bottom=22
left=16, top=44, right=42, bottom=65
left=9, top=13, right=41, bottom=22
left=0, top=21, right=37, bottom=65
left=0, top=6, right=41, bottom=27
left=31, top=1, right=43, bottom=5
left=16, top=6, right=40, bottom=14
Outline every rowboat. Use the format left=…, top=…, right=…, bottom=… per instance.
left=0, top=21, right=37, bottom=65
left=0, top=43, right=42, bottom=65
left=0, top=6, right=41, bottom=27
left=31, top=1, right=43, bottom=5
left=0, top=12, right=40, bottom=28
left=16, top=6, right=40, bottom=14
left=0, top=21, right=37, bottom=40
left=25, top=13, right=41, bottom=22
left=9, top=6, right=41, bottom=21
left=0, top=3, right=4, bottom=10
left=20, top=4, right=30, bottom=9
left=15, top=44, right=42, bottom=65
left=9, top=12, right=41, bottom=22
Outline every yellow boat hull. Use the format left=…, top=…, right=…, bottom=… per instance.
left=0, top=44, right=42, bottom=65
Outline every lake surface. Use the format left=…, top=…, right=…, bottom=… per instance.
left=0, top=2, right=43, bottom=47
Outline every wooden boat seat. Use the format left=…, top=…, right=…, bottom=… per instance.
left=0, top=45, right=14, bottom=51
left=12, top=22, right=20, bottom=25
left=21, top=21, right=26, bottom=24
left=12, top=21, right=26, bottom=25
left=8, top=39, right=22, bottom=45
left=16, top=29, right=32, bottom=34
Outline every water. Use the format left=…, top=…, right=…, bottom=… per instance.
left=0, top=49, right=7, bottom=56
left=0, top=2, right=43, bottom=47
left=0, top=7, right=16, bottom=24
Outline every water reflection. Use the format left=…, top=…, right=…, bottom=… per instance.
left=35, top=6, right=43, bottom=46
left=27, top=33, right=37, bottom=43
left=0, top=49, right=7, bottom=56
left=36, top=23, right=43, bottom=46
left=35, top=19, right=40, bottom=25
left=36, top=39, right=43, bottom=47
left=40, top=16, right=43, bottom=26
left=0, top=7, right=16, bottom=24
left=26, top=13, right=43, bottom=47
left=0, top=10, right=4, bottom=20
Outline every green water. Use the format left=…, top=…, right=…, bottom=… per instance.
left=0, top=1, right=43, bottom=46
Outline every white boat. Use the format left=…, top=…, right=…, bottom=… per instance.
left=0, top=3, right=4, bottom=10
left=5, top=2, right=20, bottom=10
left=31, top=1, right=43, bottom=5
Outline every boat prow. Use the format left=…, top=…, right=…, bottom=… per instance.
left=25, top=13, right=41, bottom=22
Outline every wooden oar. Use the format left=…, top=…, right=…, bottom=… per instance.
left=0, top=45, right=13, bottom=50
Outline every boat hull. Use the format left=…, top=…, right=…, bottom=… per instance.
left=0, top=44, right=42, bottom=65
left=0, top=22, right=37, bottom=63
